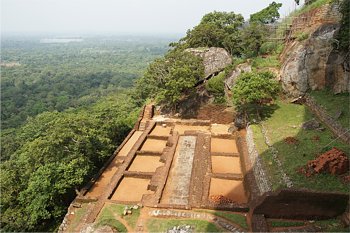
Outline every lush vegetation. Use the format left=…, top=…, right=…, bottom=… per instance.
left=0, top=36, right=170, bottom=231
left=0, top=93, right=140, bottom=231
left=232, top=71, right=279, bottom=115
left=250, top=100, right=350, bottom=192
left=136, top=49, right=204, bottom=109
left=1, top=36, right=169, bottom=129
left=171, top=11, right=245, bottom=56
left=250, top=1, right=282, bottom=24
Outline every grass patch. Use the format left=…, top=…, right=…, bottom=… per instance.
left=252, top=56, right=280, bottom=69
left=102, top=203, right=140, bottom=229
left=65, top=204, right=89, bottom=232
left=212, top=211, right=248, bottom=229
left=314, top=218, right=349, bottom=232
left=250, top=100, right=350, bottom=193
left=269, top=219, right=305, bottom=228
left=310, top=90, right=349, bottom=130
left=146, top=219, right=224, bottom=233
left=96, top=206, right=127, bottom=232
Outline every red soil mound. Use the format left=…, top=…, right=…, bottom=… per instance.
left=306, top=148, right=349, bottom=175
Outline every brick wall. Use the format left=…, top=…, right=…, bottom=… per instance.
left=291, top=3, right=341, bottom=34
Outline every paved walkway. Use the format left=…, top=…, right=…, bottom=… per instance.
left=162, top=136, right=197, bottom=205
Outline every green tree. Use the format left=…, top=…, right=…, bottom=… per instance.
left=172, top=11, right=244, bottom=54
left=241, top=23, right=269, bottom=57
left=136, top=50, right=204, bottom=110
left=250, top=2, right=283, bottom=24
left=232, top=71, right=279, bottom=115
left=0, top=93, right=139, bottom=232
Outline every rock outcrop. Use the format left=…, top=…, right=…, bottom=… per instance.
left=224, top=62, right=252, bottom=90
left=186, top=47, right=232, bottom=79
left=280, top=3, right=349, bottom=97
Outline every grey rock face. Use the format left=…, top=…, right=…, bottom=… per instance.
left=280, top=23, right=349, bottom=97
left=186, top=47, right=232, bottom=79
left=225, top=63, right=252, bottom=90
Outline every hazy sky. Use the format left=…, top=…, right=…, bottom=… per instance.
left=2, top=0, right=303, bottom=35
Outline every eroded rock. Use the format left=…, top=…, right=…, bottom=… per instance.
left=186, top=47, right=232, bottom=79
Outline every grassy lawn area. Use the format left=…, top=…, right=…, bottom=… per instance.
left=195, top=209, right=248, bottom=230
left=268, top=219, right=305, bottom=228
left=212, top=211, right=248, bottom=230
left=102, top=203, right=140, bottom=229
left=95, top=205, right=127, bottom=232
left=310, top=90, right=349, bottom=130
left=146, top=219, right=224, bottom=233
left=250, top=100, right=350, bottom=193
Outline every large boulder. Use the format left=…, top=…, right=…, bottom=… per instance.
left=280, top=3, right=350, bottom=98
left=280, top=23, right=345, bottom=97
left=186, top=47, right=232, bottom=79
left=224, top=62, right=252, bottom=90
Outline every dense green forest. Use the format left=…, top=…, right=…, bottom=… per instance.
left=0, top=36, right=171, bottom=231
left=1, top=0, right=348, bottom=231
left=1, top=36, right=170, bottom=129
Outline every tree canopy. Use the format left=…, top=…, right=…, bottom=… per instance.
left=0, top=93, right=140, bottom=231
left=232, top=71, right=279, bottom=112
left=136, top=50, right=204, bottom=109
left=250, top=1, right=283, bottom=24
left=171, top=11, right=244, bottom=55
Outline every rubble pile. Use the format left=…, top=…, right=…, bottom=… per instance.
left=209, top=195, right=235, bottom=204
left=306, top=148, right=349, bottom=175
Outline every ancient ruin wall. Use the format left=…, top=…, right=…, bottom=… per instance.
left=304, top=94, right=350, bottom=144
left=246, top=126, right=272, bottom=195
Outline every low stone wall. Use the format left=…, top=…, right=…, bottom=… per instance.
left=304, top=94, right=350, bottom=144
left=245, top=126, right=272, bottom=196
left=251, top=189, right=348, bottom=220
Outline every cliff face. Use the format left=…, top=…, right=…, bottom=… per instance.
left=280, top=3, right=349, bottom=97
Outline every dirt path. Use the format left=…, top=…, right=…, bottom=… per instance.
left=134, top=208, right=151, bottom=233
left=112, top=212, right=133, bottom=232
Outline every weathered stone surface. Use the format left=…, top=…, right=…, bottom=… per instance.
left=326, top=50, right=350, bottom=94
left=186, top=47, right=232, bottom=79
left=280, top=11, right=349, bottom=97
left=281, top=24, right=340, bottom=97
left=225, top=63, right=252, bottom=90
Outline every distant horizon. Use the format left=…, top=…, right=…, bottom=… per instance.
left=2, top=0, right=303, bottom=36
